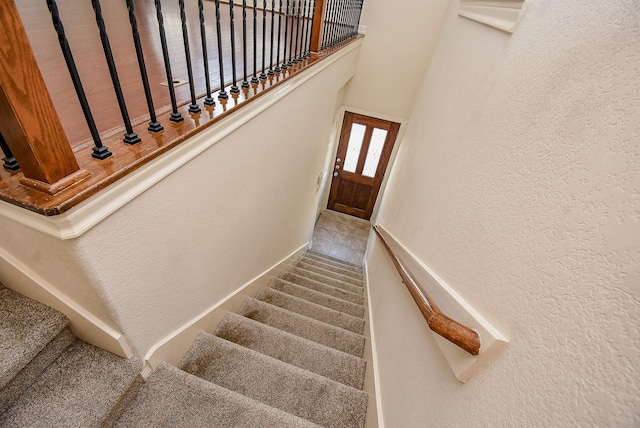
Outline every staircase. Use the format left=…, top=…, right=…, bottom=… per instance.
left=0, top=249, right=372, bottom=427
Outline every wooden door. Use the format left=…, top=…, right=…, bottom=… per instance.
left=328, top=112, right=400, bottom=220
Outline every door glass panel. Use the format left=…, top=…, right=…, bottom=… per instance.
left=343, top=123, right=366, bottom=173
left=362, top=128, right=388, bottom=177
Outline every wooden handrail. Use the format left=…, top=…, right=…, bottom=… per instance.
left=373, top=225, right=481, bottom=355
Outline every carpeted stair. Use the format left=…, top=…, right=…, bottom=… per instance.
left=0, top=283, right=142, bottom=427
left=120, top=249, right=371, bottom=427
left=1, top=249, right=371, bottom=427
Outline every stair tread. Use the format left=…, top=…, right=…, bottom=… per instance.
left=215, top=313, right=367, bottom=389
left=0, top=288, right=69, bottom=389
left=255, top=287, right=365, bottom=334
left=269, top=278, right=365, bottom=318
left=299, top=256, right=363, bottom=275
left=0, top=340, right=142, bottom=427
left=117, top=362, right=319, bottom=428
left=280, top=272, right=365, bottom=305
left=306, top=250, right=364, bottom=269
left=296, top=261, right=364, bottom=282
left=288, top=267, right=364, bottom=294
left=179, top=333, right=368, bottom=428
left=238, top=298, right=366, bottom=357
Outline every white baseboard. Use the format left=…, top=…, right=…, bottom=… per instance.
left=364, top=259, right=385, bottom=428
left=0, top=246, right=133, bottom=358
left=142, top=242, right=309, bottom=374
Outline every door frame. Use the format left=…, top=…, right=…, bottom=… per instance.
left=318, top=106, right=407, bottom=224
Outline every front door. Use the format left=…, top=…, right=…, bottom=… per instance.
left=328, top=112, right=400, bottom=220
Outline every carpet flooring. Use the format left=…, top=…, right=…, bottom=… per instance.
left=1, top=248, right=371, bottom=427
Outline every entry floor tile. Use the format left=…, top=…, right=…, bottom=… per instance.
left=309, top=210, right=372, bottom=266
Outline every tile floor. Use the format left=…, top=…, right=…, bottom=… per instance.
left=310, top=210, right=371, bottom=265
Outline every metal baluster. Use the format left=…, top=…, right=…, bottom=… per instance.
left=126, top=0, right=162, bottom=133
left=0, top=133, right=20, bottom=172
left=345, top=0, right=355, bottom=40
left=293, top=0, right=301, bottom=62
left=268, top=0, right=275, bottom=75
left=45, top=0, right=112, bottom=159
left=338, top=0, right=348, bottom=43
left=198, top=0, right=215, bottom=105
left=329, top=0, right=340, bottom=46
left=214, top=0, right=228, bottom=99
left=179, top=0, right=200, bottom=113
left=321, top=0, right=332, bottom=49
left=299, top=0, right=309, bottom=59
left=355, top=0, right=364, bottom=34
left=154, top=0, right=184, bottom=121
left=274, top=0, right=283, bottom=72
left=241, top=0, right=249, bottom=88
left=251, top=0, right=259, bottom=83
left=215, top=0, right=229, bottom=100
left=281, top=0, right=290, bottom=69
left=305, top=0, right=316, bottom=58
left=287, top=0, right=296, bottom=65
left=91, top=0, right=141, bottom=144
left=260, top=0, right=267, bottom=78
left=348, top=0, right=358, bottom=39
left=229, top=0, right=240, bottom=93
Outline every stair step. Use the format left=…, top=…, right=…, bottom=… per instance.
left=180, top=333, right=368, bottom=428
left=306, top=250, right=364, bottom=269
left=296, top=260, right=364, bottom=281
left=269, top=278, right=365, bottom=318
left=280, top=272, right=364, bottom=305
left=0, top=340, right=142, bottom=427
left=117, top=362, right=319, bottom=427
left=288, top=266, right=364, bottom=294
left=0, top=287, right=73, bottom=413
left=300, top=256, right=363, bottom=276
left=238, top=298, right=366, bottom=357
left=215, top=313, right=367, bottom=389
left=255, top=287, right=365, bottom=334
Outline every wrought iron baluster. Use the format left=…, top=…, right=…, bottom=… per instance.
left=355, top=0, right=364, bottom=36
left=345, top=0, right=355, bottom=40
left=241, top=0, right=249, bottom=88
left=287, top=0, right=296, bottom=65
left=293, top=0, right=302, bottom=62
left=229, top=0, right=240, bottom=93
left=260, top=0, right=267, bottom=78
left=281, top=0, right=290, bottom=69
left=45, top=0, right=112, bottom=159
left=154, top=0, right=184, bottom=121
left=199, top=0, right=215, bottom=105
left=321, top=0, right=332, bottom=49
left=306, top=0, right=317, bottom=58
left=274, top=0, right=283, bottom=72
left=179, top=0, right=200, bottom=113
left=91, top=0, right=140, bottom=144
left=329, top=0, right=340, bottom=46
left=252, top=0, right=259, bottom=83
left=338, top=0, right=348, bottom=42
left=126, top=0, right=162, bottom=133
left=215, top=0, right=228, bottom=99
left=299, top=0, right=309, bottom=59
left=0, top=133, right=20, bottom=172
left=348, top=0, right=358, bottom=39
left=268, top=0, right=276, bottom=75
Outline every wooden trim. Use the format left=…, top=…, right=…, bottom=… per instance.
left=372, top=225, right=481, bottom=355
left=0, top=0, right=87, bottom=192
left=310, top=0, right=327, bottom=53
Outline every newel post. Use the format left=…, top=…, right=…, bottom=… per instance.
left=0, top=0, right=89, bottom=195
left=310, top=0, right=326, bottom=55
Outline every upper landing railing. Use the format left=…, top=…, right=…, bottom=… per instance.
left=0, top=0, right=363, bottom=215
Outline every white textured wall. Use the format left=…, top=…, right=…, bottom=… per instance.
left=369, top=0, right=640, bottom=426
left=0, top=48, right=359, bottom=357
left=342, top=0, right=450, bottom=119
